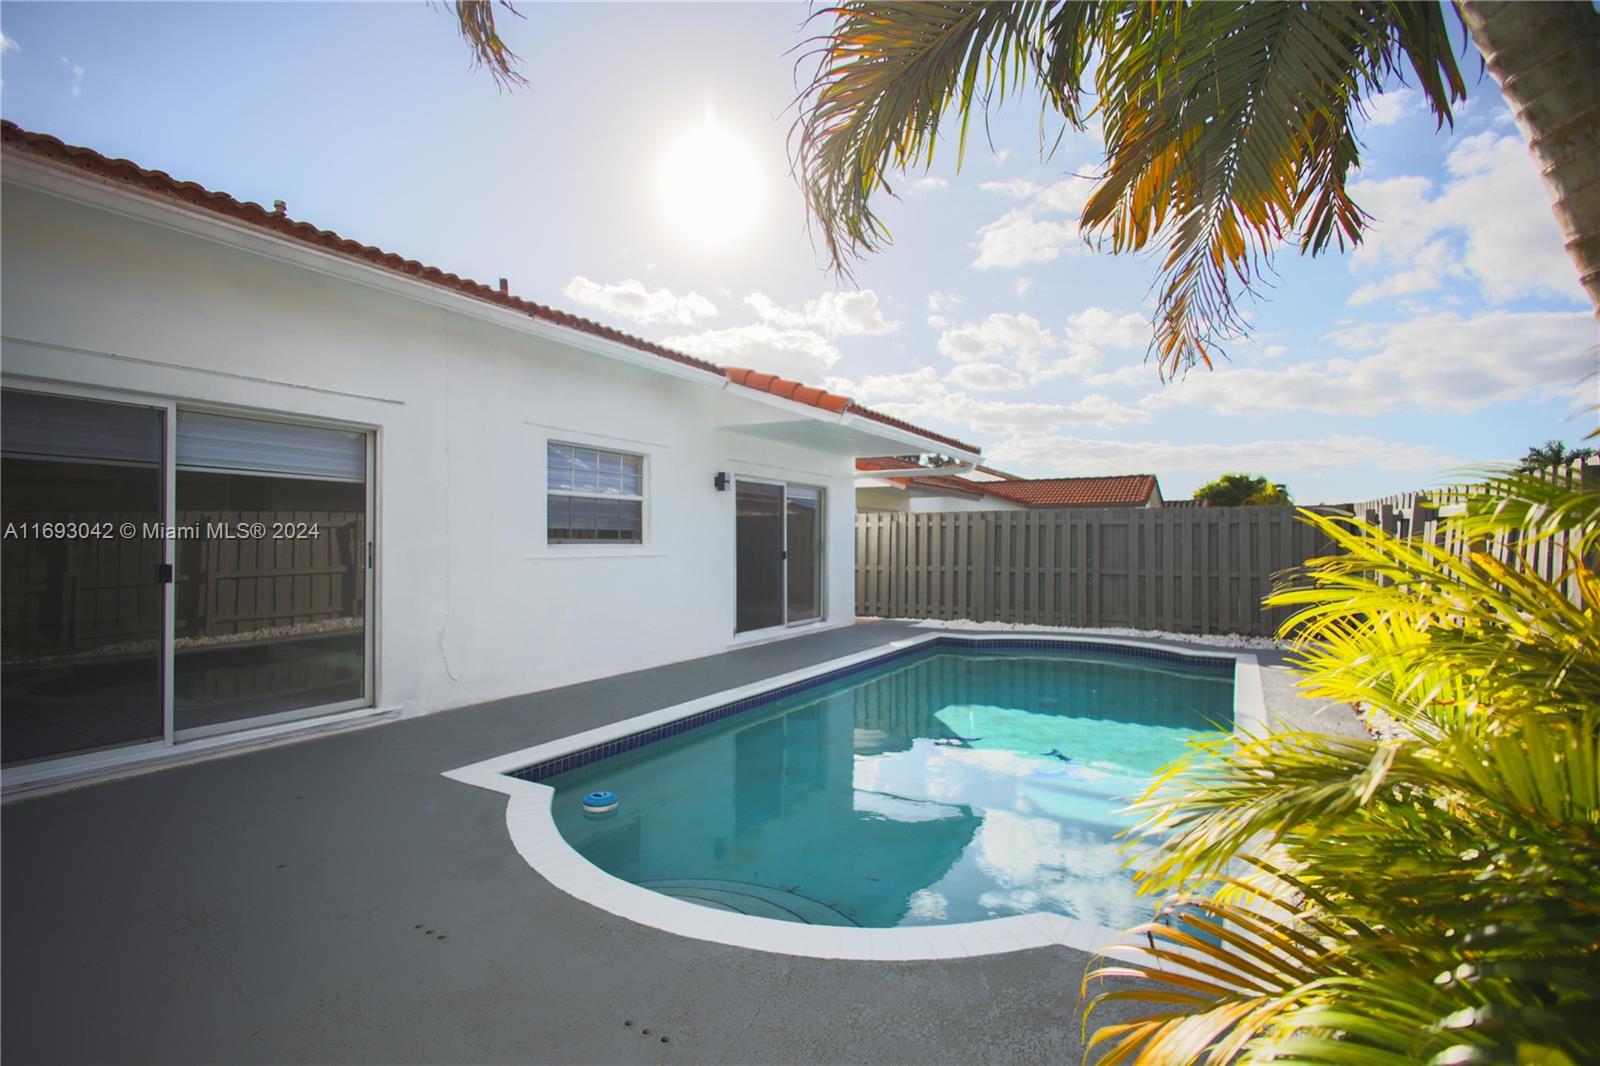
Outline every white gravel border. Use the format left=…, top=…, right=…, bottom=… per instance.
left=446, top=632, right=1264, bottom=961
left=897, top=618, right=1283, bottom=651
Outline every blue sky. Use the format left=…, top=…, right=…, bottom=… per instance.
left=2, top=2, right=1594, bottom=502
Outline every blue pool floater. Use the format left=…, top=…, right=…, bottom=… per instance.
left=582, top=790, right=618, bottom=814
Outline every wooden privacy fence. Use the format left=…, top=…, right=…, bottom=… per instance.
left=855, top=506, right=1334, bottom=637
left=856, top=457, right=1599, bottom=637
left=1, top=509, right=364, bottom=657
left=1343, top=455, right=1598, bottom=606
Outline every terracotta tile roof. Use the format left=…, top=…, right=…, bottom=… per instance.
left=853, top=457, right=986, bottom=498
left=854, top=459, right=1159, bottom=508
left=906, top=474, right=987, bottom=497
left=1, top=121, right=979, bottom=458
left=723, top=368, right=977, bottom=454
left=978, top=475, right=1160, bottom=507
left=854, top=456, right=925, bottom=472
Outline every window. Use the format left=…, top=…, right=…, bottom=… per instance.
left=547, top=441, right=644, bottom=544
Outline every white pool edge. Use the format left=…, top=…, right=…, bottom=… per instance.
left=444, top=632, right=1265, bottom=961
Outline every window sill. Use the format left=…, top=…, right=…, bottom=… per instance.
left=525, top=549, right=666, bottom=560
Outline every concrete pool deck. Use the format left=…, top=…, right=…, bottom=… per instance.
left=1, top=621, right=1357, bottom=1065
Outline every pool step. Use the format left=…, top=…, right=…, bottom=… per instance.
left=640, top=878, right=860, bottom=926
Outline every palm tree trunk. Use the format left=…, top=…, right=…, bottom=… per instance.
left=1458, top=1, right=1600, bottom=316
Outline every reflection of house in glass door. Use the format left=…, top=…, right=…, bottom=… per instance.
left=734, top=479, right=823, bottom=635
left=0, top=388, right=373, bottom=767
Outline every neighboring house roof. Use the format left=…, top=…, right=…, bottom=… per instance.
left=854, top=457, right=985, bottom=498
left=978, top=475, right=1160, bottom=507
left=1, top=121, right=979, bottom=458
left=970, top=464, right=1024, bottom=481
left=855, top=460, right=1159, bottom=508
left=855, top=456, right=928, bottom=472
left=1164, top=498, right=1211, bottom=508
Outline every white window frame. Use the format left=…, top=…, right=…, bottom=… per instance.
left=545, top=439, right=647, bottom=547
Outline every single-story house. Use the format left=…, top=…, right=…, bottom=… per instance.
left=0, top=123, right=979, bottom=788
left=856, top=457, right=1163, bottom=513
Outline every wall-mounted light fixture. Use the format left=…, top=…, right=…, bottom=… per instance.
left=714, top=472, right=730, bottom=491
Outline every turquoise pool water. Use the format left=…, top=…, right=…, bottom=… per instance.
left=547, top=646, right=1232, bottom=930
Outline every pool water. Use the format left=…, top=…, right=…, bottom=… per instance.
left=547, top=647, right=1232, bottom=931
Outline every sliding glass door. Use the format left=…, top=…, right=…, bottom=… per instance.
left=173, top=412, right=368, bottom=736
left=1, top=391, right=166, bottom=764
left=786, top=487, right=821, bottom=624
left=735, top=481, right=784, bottom=633
left=0, top=387, right=373, bottom=767
left=734, top=479, right=823, bottom=634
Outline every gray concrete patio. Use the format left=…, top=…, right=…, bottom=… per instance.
left=1, top=621, right=1351, bottom=1065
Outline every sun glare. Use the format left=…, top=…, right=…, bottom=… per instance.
left=658, top=117, right=764, bottom=250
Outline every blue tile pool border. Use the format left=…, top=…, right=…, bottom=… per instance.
left=507, top=636, right=1235, bottom=785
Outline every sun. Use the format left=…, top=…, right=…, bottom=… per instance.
left=657, top=117, right=765, bottom=250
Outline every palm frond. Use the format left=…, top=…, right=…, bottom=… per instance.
left=791, top=1, right=1099, bottom=274
left=449, top=0, right=526, bottom=89
left=794, top=1, right=1464, bottom=378
left=1083, top=3, right=1463, bottom=377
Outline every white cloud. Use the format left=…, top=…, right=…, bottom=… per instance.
left=946, top=362, right=1027, bottom=391
left=973, top=209, right=1080, bottom=269
left=928, top=291, right=962, bottom=312
left=663, top=324, right=839, bottom=382
left=1065, top=307, right=1149, bottom=351
left=1143, top=309, right=1596, bottom=417
left=926, top=315, right=949, bottom=329
left=837, top=371, right=1147, bottom=432
left=1349, top=240, right=1462, bottom=306
left=1363, top=88, right=1418, bottom=129
left=745, top=289, right=899, bottom=337
left=826, top=366, right=943, bottom=404
left=1033, top=176, right=1096, bottom=216
left=562, top=276, right=717, bottom=326
left=971, top=174, right=1096, bottom=270
left=60, top=55, right=83, bottom=95
left=937, top=313, right=1058, bottom=369
left=1015, top=277, right=1033, bottom=297
left=910, top=175, right=949, bottom=192
left=1348, top=133, right=1586, bottom=305
left=988, top=433, right=1462, bottom=494
left=979, top=178, right=1041, bottom=198
left=1084, top=361, right=1160, bottom=388
left=2, top=33, right=19, bottom=55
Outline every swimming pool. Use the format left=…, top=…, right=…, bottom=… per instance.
left=447, top=634, right=1265, bottom=959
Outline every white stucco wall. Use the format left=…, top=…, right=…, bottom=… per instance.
left=906, top=495, right=1027, bottom=514
left=0, top=179, right=886, bottom=723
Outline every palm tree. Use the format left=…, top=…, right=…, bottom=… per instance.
left=787, top=2, right=1600, bottom=377
left=1519, top=439, right=1597, bottom=472
left=1080, top=466, right=1600, bottom=1063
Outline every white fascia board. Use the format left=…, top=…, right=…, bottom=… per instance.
left=2, top=157, right=727, bottom=390
left=720, top=381, right=982, bottom=463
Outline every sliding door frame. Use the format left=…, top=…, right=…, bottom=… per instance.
left=732, top=475, right=826, bottom=638
left=1, top=378, right=377, bottom=762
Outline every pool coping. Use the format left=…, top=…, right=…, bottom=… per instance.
left=443, top=632, right=1265, bottom=961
